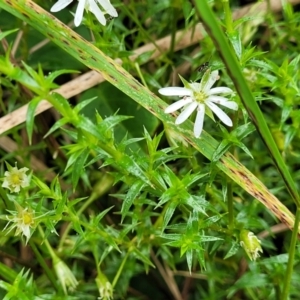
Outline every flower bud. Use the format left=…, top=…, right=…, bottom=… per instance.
left=96, top=271, right=113, bottom=300
left=240, top=229, right=263, bottom=261
left=53, top=255, right=78, bottom=294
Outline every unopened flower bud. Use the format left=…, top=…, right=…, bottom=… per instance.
left=96, top=271, right=113, bottom=300
left=53, top=255, right=78, bottom=294
left=240, top=229, right=263, bottom=261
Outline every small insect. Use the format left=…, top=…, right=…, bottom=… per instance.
left=106, top=16, right=115, bottom=22
left=197, top=62, right=209, bottom=73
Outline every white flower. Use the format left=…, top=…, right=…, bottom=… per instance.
left=3, top=203, right=35, bottom=244
left=159, top=70, right=238, bottom=138
left=51, top=0, right=118, bottom=27
left=2, top=164, right=30, bottom=193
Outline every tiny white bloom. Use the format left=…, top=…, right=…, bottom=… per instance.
left=159, top=70, right=238, bottom=138
left=51, top=0, right=118, bottom=27
left=3, top=204, right=35, bottom=244
left=2, top=164, right=30, bottom=193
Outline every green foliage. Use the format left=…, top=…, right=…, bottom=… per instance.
left=1, top=1, right=300, bottom=299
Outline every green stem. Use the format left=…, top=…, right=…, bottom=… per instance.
left=0, top=261, right=17, bottom=282
left=29, top=239, right=59, bottom=291
left=112, top=251, right=130, bottom=288
left=170, top=7, right=177, bottom=56
left=227, top=101, right=238, bottom=231
left=135, top=62, right=148, bottom=88
left=227, top=179, right=234, bottom=230
left=222, top=0, right=234, bottom=33
left=58, top=173, right=114, bottom=250
left=61, top=216, right=118, bottom=246
left=37, top=225, right=56, bottom=258
left=0, top=185, right=14, bottom=210
left=193, top=0, right=300, bottom=207
left=281, top=208, right=300, bottom=299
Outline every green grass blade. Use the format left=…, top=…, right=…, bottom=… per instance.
left=193, top=0, right=300, bottom=207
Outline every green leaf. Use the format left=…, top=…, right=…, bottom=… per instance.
left=71, top=148, right=90, bottom=190
left=132, top=248, right=155, bottom=268
left=50, top=92, right=76, bottom=119
left=0, top=28, right=18, bottom=41
left=162, top=201, right=177, bottom=231
left=186, top=249, right=193, bottom=273
left=45, top=69, right=79, bottom=85
left=121, top=180, right=145, bottom=221
left=0, top=262, right=17, bottom=282
left=26, top=96, right=43, bottom=145
left=224, top=241, right=240, bottom=259
left=44, top=117, right=69, bottom=138
left=212, top=140, right=231, bottom=163
left=227, top=274, right=268, bottom=298
left=235, top=122, right=256, bottom=140
left=200, top=215, right=223, bottom=229
left=80, top=82, right=159, bottom=147
left=228, top=31, right=242, bottom=59
left=74, top=97, right=97, bottom=114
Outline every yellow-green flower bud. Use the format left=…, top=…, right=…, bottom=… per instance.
left=240, top=229, right=263, bottom=261
left=96, top=271, right=113, bottom=300
left=53, top=255, right=78, bottom=294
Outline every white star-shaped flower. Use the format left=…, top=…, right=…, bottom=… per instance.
left=2, top=164, right=30, bottom=193
left=2, top=203, right=51, bottom=244
left=51, top=0, right=118, bottom=27
left=3, top=204, right=35, bottom=244
left=159, top=70, right=238, bottom=138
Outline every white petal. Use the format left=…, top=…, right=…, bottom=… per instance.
left=50, top=0, right=73, bottom=12
left=202, top=70, right=219, bottom=92
left=89, top=0, right=106, bottom=25
left=13, top=185, right=21, bottom=193
left=208, top=87, right=233, bottom=95
left=175, top=102, right=198, bottom=125
left=159, top=87, right=192, bottom=97
left=22, top=225, right=31, bottom=240
left=194, top=104, right=205, bottom=138
left=207, top=96, right=238, bottom=110
left=206, top=101, right=233, bottom=126
left=190, top=82, right=201, bottom=92
left=96, top=0, right=118, bottom=17
left=74, top=0, right=86, bottom=26
left=2, top=180, right=9, bottom=189
left=165, top=98, right=193, bottom=113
